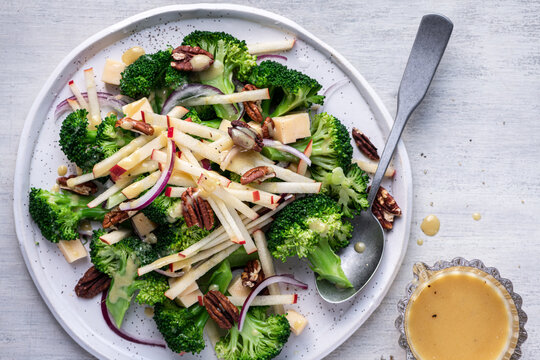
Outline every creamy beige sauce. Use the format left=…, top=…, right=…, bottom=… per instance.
left=417, top=238, right=424, bottom=246
left=308, top=219, right=328, bottom=234
left=144, top=307, right=154, bottom=318
left=108, top=258, right=138, bottom=303
left=421, top=214, right=440, bottom=236
left=406, top=271, right=512, bottom=360
left=57, top=165, right=68, bottom=176
left=472, top=212, right=482, bottom=221
left=354, top=242, right=366, bottom=253
left=79, top=220, right=92, bottom=231
left=51, top=184, right=60, bottom=193
left=122, top=46, right=145, bottom=65
left=190, top=54, right=213, bottom=71
left=198, top=60, right=224, bottom=81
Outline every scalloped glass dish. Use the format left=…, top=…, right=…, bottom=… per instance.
left=396, top=258, right=528, bottom=360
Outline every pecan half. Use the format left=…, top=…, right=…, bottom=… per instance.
left=103, top=208, right=130, bottom=229
left=115, top=117, right=154, bottom=135
left=261, top=117, right=275, bottom=139
left=370, top=186, right=401, bottom=230
left=57, top=175, right=98, bottom=196
left=242, top=84, right=263, bottom=123
left=203, top=290, right=239, bottom=329
left=181, top=187, right=214, bottom=230
left=75, top=266, right=111, bottom=298
left=352, top=128, right=379, bottom=160
left=240, top=166, right=276, bottom=185
left=228, top=120, right=263, bottom=152
left=171, top=45, right=214, bottom=72
left=241, top=259, right=265, bottom=288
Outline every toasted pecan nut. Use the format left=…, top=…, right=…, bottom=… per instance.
left=241, top=259, right=265, bottom=288
left=242, top=84, right=264, bottom=123
left=261, top=117, right=275, bottom=139
left=103, top=209, right=130, bottom=229
left=181, top=187, right=214, bottom=230
left=115, top=117, right=154, bottom=135
left=352, top=128, right=379, bottom=160
left=369, top=186, right=401, bottom=230
left=228, top=120, right=263, bottom=152
left=240, top=166, right=276, bottom=185
left=57, top=175, right=98, bottom=196
left=75, top=266, right=111, bottom=298
left=204, top=290, right=240, bottom=329
left=171, top=45, right=214, bottom=72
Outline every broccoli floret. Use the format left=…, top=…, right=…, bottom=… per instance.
left=96, top=114, right=135, bottom=158
left=154, top=260, right=233, bottom=354
left=28, top=188, right=108, bottom=243
left=321, top=164, right=370, bottom=217
left=182, top=31, right=256, bottom=119
left=142, top=192, right=183, bottom=225
left=89, top=230, right=159, bottom=327
left=154, top=218, right=212, bottom=256
left=248, top=60, right=324, bottom=117
left=215, top=306, right=291, bottom=360
left=191, top=105, right=217, bottom=120
left=130, top=272, right=169, bottom=306
left=119, top=49, right=188, bottom=112
left=59, top=109, right=102, bottom=172
left=267, top=194, right=353, bottom=288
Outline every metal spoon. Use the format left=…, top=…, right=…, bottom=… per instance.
left=316, top=14, right=453, bottom=303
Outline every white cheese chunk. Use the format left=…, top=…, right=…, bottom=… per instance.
left=57, top=239, right=88, bottom=263
left=101, top=59, right=126, bottom=86
left=271, top=113, right=311, bottom=144
left=131, top=213, right=158, bottom=237
left=286, top=310, right=308, bottom=336
left=122, top=97, right=153, bottom=119
left=175, top=289, right=203, bottom=308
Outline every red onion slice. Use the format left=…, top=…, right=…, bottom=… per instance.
left=154, top=269, right=184, bottom=278
left=238, top=274, right=307, bottom=331
left=161, top=84, right=237, bottom=118
left=257, top=55, right=288, bottom=64
left=323, top=78, right=349, bottom=99
left=235, top=102, right=245, bottom=121
left=262, top=139, right=312, bottom=166
left=100, top=290, right=166, bottom=348
left=119, top=139, right=175, bottom=211
left=55, top=92, right=127, bottom=120
left=200, top=159, right=212, bottom=171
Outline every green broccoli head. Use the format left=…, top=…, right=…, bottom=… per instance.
left=119, top=49, right=188, bottom=112
left=267, top=194, right=353, bottom=288
left=142, top=192, right=183, bottom=225
left=154, top=218, right=212, bottom=256
left=248, top=60, right=324, bottom=117
left=215, top=306, right=291, bottom=360
left=96, top=114, right=135, bottom=158
left=130, top=272, right=169, bottom=306
left=319, top=163, right=370, bottom=217
left=28, top=188, right=108, bottom=243
left=182, top=31, right=256, bottom=119
left=59, top=109, right=102, bottom=172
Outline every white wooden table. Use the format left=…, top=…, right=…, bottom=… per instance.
left=2, top=1, right=539, bottom=358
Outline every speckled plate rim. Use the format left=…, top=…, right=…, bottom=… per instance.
left=13, top=4, right=413, bottom=359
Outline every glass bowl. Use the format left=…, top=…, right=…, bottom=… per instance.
left=395, top=257, right=528, bottom=359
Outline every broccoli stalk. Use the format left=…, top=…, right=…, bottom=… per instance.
left=28, top=188, right=108, bottom=243
left=182, top=31, right=257, bottom=119
left=215, top=306, right=291, bottom=360
left=153, top=260, right=233, bottom=354
left=267, top=194, right=353, bottom=288
left=119, top=49, right=188, bottom=113
left=248, top=60, right=324, bottom=117
left=89, top=230, right=159, bottom=327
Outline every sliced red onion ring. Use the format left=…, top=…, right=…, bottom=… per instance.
left=257, top=54, right=288, bottom=64
left=161, top=84, right=237, bottom=118
left=55, top=92, right=128, bottom=120
left=100, top=290, right=166, bottom=348
left=119, top=139, right=175, bottom=211
left=323, top=78, right=349, bottom=99
left=154, top=269, right=184, bottom=278
left=200, top=159, right=212, bottom=171
left=235, top=102, right=245, bottom=121
left=275, top=161, right=290, bottom=168
left=238, top=274, right=307, bottom=331
left=262, top=139, right=311, bottom=166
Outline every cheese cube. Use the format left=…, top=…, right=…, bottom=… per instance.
left=286, top=310, right=308, bottom=336
left=122, top=97, right=153, bottom=119
left=168, top=279, right=199, bottom=296
left=101, top=59, right=126, bottom=86
left=272, top=113, right=311, bottom=144
left=227, top=275, right=251, bottom=298
left=247, top=121, right=263, bottom=136
left=57, top=239, right=88, bottom=263
left=131, top=213, right=158, bottom=237
left=175, top=289, right=203, bottom=308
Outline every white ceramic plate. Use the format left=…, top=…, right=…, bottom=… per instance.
left=13, top=4, right=412, bottom=360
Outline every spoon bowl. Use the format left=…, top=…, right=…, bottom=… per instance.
left=316, top=13, right=454, bottom=303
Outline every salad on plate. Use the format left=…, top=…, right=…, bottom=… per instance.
left=28, top=30, right=401, bottom=359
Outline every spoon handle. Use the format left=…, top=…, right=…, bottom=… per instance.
left=367, top=14, right=453, bottom=206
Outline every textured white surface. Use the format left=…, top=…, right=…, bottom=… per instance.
left=1, top=1, right=539, bottom=359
